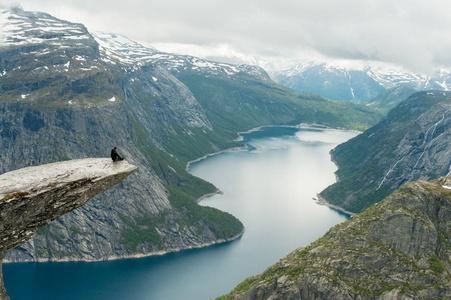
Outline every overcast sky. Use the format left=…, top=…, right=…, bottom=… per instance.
left=4, top=0, right=451, bottom=73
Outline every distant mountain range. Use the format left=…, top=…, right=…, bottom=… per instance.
left=273, top=61, right=451, bottom=104
left=190, top=48, right=451, bottom=106
left=95, top=33, right=451, bottom=111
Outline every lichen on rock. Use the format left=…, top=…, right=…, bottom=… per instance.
left=0, top=158, right=137, bottom=299
left=0, top=158, right=137, bottom=253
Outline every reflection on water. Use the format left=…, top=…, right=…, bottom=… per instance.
left=4, top=127, right=357, bottom=300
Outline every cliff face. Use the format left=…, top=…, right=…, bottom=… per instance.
left=220, top=177, right=451, bottom=299
left=0, top=158, right=137, bottom=300
left=321, top=91, right=451, bottom=213
left=1, top=7, right=244, bottom=262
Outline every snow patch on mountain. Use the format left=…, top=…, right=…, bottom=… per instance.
left=0, top=7, right=92, bottom=48
left=0, top=10, right=8, bottom=46
left=272, top=61, right=451, bottom=103
left=92, top=32, right=269, bottom=81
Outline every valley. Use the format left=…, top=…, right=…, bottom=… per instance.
left=0, top=7, right=379, bottom=263
left=1, top=5, right=451, bottom=300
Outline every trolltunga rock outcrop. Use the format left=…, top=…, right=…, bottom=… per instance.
left=0, top=158, right=137, bottom=300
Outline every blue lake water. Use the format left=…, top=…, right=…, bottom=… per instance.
left=3, top=127, right=357, bottom=300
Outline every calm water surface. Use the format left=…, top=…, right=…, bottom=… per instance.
left=4, top=127, right=357, bottom=300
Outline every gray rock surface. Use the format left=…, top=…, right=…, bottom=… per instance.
left=321, top=91, right=451, bottom=213
left=220, top=177, right=451, bottom=299
left=0, top=158, right=137, bottom=252
left=0, top=158, right=137, bottom=300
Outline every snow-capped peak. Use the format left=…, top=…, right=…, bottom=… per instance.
left=92, top=32, right=269, bottom=80
left=0, top=7, right=92, bottom=48
left=275, top=59, right=451, bottom=92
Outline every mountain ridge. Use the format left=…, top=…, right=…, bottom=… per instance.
left=274, top=61, right=451, bottom=104
left=320, top=90, right=451, bottom=213
left=172, top=46, right=451, bottom=105
left=92, top=32, right=271, bottom=82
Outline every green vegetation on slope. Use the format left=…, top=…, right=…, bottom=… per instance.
left=118, top=109, right=244, bottom=252
left=219, top=177, right=451, bottom=299
left=364, top=86, right=417, bottom=113
left=177, top=73, right=384, bottom=136
left=320, top=91, right=451, bottom=213
left=118, top=70, right=384, bottom=253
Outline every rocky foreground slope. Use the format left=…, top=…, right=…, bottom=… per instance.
left=219, top=176, right=451, bottom=299
left=0, top=158, right=137, bottom=300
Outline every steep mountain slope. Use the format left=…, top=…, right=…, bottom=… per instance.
left=94, top=34, right=384, bottom=133
left=365, top=86, right=417, bottom=112
left=219, top=176, right=451, bottom=299
left=0, top=8, right=382, bottom=262
left=320, top=91, right=451, bottom=213
left=275, top=61, right=451, bottom=104
left=0, top=7, right=243, bottom=262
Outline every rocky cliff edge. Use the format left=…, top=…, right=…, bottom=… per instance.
left=0, top=158, right=137, bottom=300
left=219, top=177, right=451, bottom=299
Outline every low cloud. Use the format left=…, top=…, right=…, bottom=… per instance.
left=14, top=0, right=451, bottom=73
left=0, top=0, right=22, bottom=9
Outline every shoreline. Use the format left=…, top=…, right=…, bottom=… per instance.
left=185, top=146, right=247, bottom=171
left=3, top=229, right=246, bottom=264
left=186, top=122, right=361, bottom=171
left=315, top=194, right=355, bottom=216
left=315, top=139, right=358, bottom=216
left=195, top=188, right=224, bottom=203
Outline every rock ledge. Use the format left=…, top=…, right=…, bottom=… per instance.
left=0, top=158, right=137, bottom=300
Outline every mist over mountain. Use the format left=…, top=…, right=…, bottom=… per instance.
left=180, top=48, right=451, bottom=106
left=274, top=62, right=451, bottom=104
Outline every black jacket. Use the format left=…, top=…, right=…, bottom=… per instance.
left=111, top=148, right=123, bottom=161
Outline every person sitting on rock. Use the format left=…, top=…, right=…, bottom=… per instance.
left=111, top=147, right=125, bottom=161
